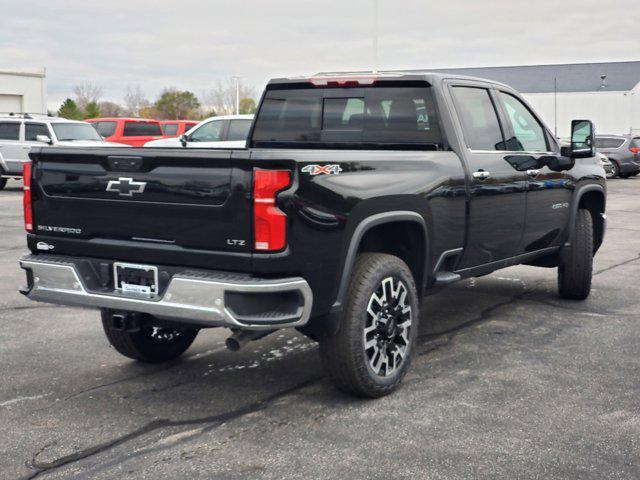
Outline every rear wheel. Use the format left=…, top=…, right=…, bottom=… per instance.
left=101, top=309, right=198, bottom=362
left=558, top=209, right=593, bottom=300
left=319, top=253, right=419, bottom=398
left=607, top=162, right=619, bottom=179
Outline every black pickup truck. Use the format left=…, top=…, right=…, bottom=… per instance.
left=19, top=72, right=606, bottom=397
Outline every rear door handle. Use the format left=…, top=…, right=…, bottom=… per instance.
left=526, top=169, right=540, bottom=177
left=472, top=170, right=491, bottom=181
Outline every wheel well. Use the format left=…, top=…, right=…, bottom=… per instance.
left=357, top=221, right=426, bottom=289
left=579, top=190, right=605, bottom=252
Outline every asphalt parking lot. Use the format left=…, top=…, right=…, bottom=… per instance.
left=1, top=177, right=639, bottom=480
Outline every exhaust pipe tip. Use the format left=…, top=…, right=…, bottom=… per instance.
left=225, top=329, right=275, bottom=352
left=225, top=336, right=243, bottom=352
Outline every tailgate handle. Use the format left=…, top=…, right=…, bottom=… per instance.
left=108, top=156, right=144, bottom=172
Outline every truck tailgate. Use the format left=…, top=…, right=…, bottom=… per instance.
left=28, top=147, right=253, bottom=269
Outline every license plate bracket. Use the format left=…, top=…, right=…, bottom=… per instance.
left=113, top=262, right=159, bottom=296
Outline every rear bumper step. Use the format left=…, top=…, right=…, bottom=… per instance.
left=19, top=254, right=312, bottom=330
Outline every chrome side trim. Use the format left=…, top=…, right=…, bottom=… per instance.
left=20, top=257, right=313, bottom=330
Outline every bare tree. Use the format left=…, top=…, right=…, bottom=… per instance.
left=203, top=79, right=255, bottom=116
left=73, top=82, right=104, bottom=110
left=98, top=101, right=125, bottom=117
left=123, top=84, right=149, bottom=117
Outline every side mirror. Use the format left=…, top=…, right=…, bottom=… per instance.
left=179, top=134, right=188, bottom=147
left=568, top=119, right=595, bottom=158
left=36, top=134, right=52, bottom=145
left=546, top=156, right=574, bottom=171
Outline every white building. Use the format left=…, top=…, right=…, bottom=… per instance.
left=409, top=61, right=640, bottom=138
left=0, top=68, right=47, bottom=114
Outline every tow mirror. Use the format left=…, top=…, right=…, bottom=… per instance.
left=568, top=119, right=595, bottom=158
left=179, top=134, right=188, bottom=147
left=36, top=135, right=52, bottom=145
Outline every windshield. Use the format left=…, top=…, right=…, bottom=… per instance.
left=52, top=123, right=103, bottom=141
left=251, top=82, right=442, bottom=149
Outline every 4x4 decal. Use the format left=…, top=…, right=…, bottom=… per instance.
left=301, top=164, right=342, bottom=175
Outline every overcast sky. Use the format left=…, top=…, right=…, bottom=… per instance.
left=2, top=0, right=638, bottom=110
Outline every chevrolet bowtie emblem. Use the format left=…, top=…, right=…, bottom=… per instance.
left=106, top=177, right=147, bottom=197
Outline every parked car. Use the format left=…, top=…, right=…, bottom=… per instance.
left=19, top=72, right=605, bottom=398
left=86, top=117, right=163, bottom=147
left=598, top=152, right=615, bottom=179
left=144, top=115, right=253, bottom=148
left=0, top=114, right=128, bottom=190
left=160, top=120, right=198, bottom=138
left=594, top=134, right=640, bottom=178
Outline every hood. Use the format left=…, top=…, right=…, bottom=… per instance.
left=55, top=140, right=131, bottom=148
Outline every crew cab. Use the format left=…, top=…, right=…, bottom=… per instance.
left=86, top=117, right=163, bottom=147
left=19, top=72, right=606, bottom=397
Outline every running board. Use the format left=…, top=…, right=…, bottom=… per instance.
left=434, top=271, right=462, bottom=285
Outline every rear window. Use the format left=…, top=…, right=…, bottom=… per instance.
left=93, top=121, right=117, bottom=137
left=123, top=121, right=162, bottom=137
left=251, top=83, right=442, bottom=149
left=0, top=122, right=20, bottom=140
left=162, top=123, right=179, bottom=136
left=630, top=138, right=640, bottom=149
left=227, top=119, right=252, bottom=141
left=595, top=137, right=625, bottom=149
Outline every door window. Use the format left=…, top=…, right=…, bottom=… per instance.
left=498, top=92, right=548, bottom=152
left=227, top=119, right=252, bottom=141
left=0, top=122, right=20, bottom=140
left=25, top=123, right=50, bottom=141
left=451, top=86, right=505, bottom=151
left=189, top=120, right=225, bottom=142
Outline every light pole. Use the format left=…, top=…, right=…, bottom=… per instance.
left=232, top=76, right=240, bottom=115
left=372, top=0, right=379, bottom=73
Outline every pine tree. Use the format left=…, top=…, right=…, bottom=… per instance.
left=83, top=101, right=101, bottom=119
left=57, top=98, right=83, bottom=120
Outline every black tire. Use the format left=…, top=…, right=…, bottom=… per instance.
left=319, top=253, right=419, bottom=398
left=607, top=162, right=619, bottom=179
left=619, top=173, right=630, bottom=179
left=558, top=209, right=593, bottom=300
left=101, top=309, right=198, bottom=362
left=0, top=177, right=7, bottom=190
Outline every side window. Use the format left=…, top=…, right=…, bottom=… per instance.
left=162, top=123, right=179, bottom=136
left=25, top=123, right=50, bottom=141
left=595, top=137, right=625, bottom=149
left=498, top=92, right=548, bottom=152
left=190, top=120, right=225, bottom=142
left=123, top=121, right=162, bottom=137
left=93, top=121, right=117, bottom=137
left=0, top=122, right=20, bottom=140
left=227, top=119, right=252, bottom=141
left=451, top=86, right=505, bottom=151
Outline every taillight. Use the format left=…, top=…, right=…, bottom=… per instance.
left=629, top=147, right=640, bottom=154
left=23, top=162, right=33, bottom=232
left=253, top=169, right=290, bottom=251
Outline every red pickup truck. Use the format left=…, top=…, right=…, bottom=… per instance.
left=87, top=118, right=163, bottom=147
left=160, top=120, right=198, bottom=137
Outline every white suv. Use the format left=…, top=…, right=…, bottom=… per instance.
left=0, top=114, right=129, bottom=190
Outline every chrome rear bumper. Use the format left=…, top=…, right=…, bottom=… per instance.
left=19, top=255, right=312, bottom=330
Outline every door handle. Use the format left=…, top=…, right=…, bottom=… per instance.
left=472, top=170, right=491, bottom=181
left=526, top=169, right=540, bottom=177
